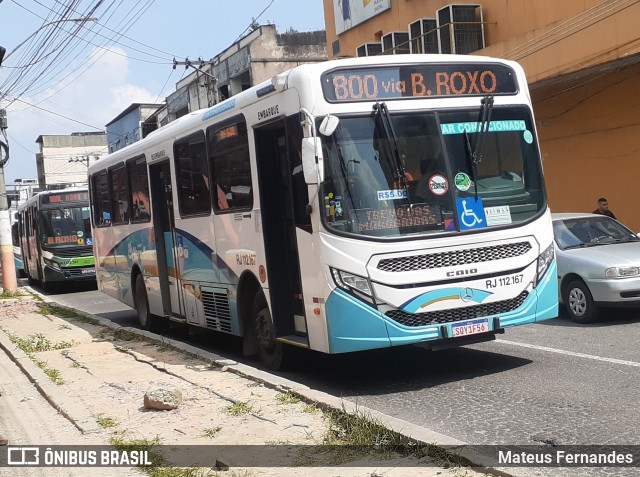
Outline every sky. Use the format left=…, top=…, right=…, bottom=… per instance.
left=0, top=0, right=327, bottom=184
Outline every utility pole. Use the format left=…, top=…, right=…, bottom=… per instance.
left=0, top=108, right=17, bottom=291
left=173, top=58, right=219, bottom=106
left=0, top=17, right=97, bottom=291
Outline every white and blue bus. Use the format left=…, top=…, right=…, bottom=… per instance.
left=88, top=54, right=557, bottom=369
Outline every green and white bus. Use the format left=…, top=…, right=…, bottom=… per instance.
left=17, top=187, right=96, bottom=290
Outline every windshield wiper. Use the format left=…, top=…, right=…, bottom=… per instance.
left=58, top=206, right=77, bottom=226
left=373, top=102, right=408, bottom=192
left=463, top=95, right=494, bottom=200
left=563, top=243, right=589, bottom=250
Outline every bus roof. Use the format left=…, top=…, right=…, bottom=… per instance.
left=89, top=53, right=524, bottom=175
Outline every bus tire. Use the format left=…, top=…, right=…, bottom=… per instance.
left=564, top=279, right=599, bottom=324
left=253, top=292, right=288, bottom=371
left=134, top=274, right=153, bottom=330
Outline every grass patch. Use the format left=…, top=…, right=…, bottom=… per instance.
left=4, top=332, right=73, bottom=386
left=275, top=391, right=301, bottom=405
left=37, top=303, right=83, bottom=319
left=201, top=427, right=221, bottom=439
left=0, top=289, right=24, bottom=299
left=96, top=415, right=118, bottom=428
left=33, top=358, right=64, bottom=385
left=303, top=403, right=319, bottom=413
left=294, top=404, right=474, bottom=468
left=6, top=332, right=76, bottom=353
left=223, top=401, right=253, bottom=416
left=111, top=329, right=142, bottom=342
left=108, top=436, right=217, bottom=477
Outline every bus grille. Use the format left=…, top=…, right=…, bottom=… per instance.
left=50, top=246, right=94, bottom=258
left=201, top=289, right=232, bottom=333
left=377, top=242, right=532, bottom=272
left=384, top=290, right=528, bottom=327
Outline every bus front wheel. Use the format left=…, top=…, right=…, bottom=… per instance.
left=135, top=274, right=153, bottom=330
left=253, top=292, right=288, bottom=371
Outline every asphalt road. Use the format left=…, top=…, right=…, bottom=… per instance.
left=37, top=281, right=640, bottom=476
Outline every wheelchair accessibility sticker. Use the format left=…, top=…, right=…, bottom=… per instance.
left=456, top=197, right=487, bottom=230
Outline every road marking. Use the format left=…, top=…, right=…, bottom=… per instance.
left=496, top=339, right=640, bottom=368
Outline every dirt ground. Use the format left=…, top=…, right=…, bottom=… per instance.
left=0, top=294, right=494, bottom=477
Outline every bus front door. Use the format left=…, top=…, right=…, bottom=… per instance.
left=149, top=161, right=185, bottom=319
left=254, top=118, right=310, bottom=346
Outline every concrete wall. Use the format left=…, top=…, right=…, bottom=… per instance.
left=36, top=133, right=106, bottom=188
left=533, top=60, right=640, bottom=230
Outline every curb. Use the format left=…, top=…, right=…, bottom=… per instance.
left=9, top=288, right=521, bottom=476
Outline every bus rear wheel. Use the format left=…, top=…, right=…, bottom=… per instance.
left=253, top=292, right=288, bottom=371
left=134, top=274, right=153, bottom=330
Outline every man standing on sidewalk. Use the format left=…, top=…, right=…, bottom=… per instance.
left=592, top=197, right=617, bottom=219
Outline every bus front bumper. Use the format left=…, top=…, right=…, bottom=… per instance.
left=324, top=261, right=558, bottom=354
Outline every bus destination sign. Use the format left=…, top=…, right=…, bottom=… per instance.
left=42, top=191, right=89, bottom=204
left=322, top=64, right=517, bottom=103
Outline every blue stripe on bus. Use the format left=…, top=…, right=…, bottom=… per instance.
left=102, top=226, right=238, bottom=284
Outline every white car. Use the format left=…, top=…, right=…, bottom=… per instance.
left=553, top=213, right=640, bottom=323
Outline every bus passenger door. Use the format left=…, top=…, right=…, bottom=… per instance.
left=149, top=161, right=184, bottom=318
left=254, top=119, right=309, bottom=346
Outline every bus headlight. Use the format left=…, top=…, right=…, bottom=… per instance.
left=536, top=242, right=554, bottom=285
left=330, top=268, right=374, bottom=304
left=44, top=258, right=61, bottom=270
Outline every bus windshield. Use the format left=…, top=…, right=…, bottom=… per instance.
left=40, top=205, right=92, bottom=247
left=320, top=105, right=545, bottom=238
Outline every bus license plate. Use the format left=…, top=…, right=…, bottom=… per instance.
left=82, top=268, right=95, bottom=274
left=451, top=318, right=489, bottom=337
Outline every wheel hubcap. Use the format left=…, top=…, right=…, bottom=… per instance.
left=569, top=288, right=586, bottom=316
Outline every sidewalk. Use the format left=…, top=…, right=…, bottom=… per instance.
left=0, top=289, right=502, bottom=476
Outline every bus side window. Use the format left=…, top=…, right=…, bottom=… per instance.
left=207, top=118, right=253, bottom=212
left=174, top=132, right=211, bottom=217
left=109, top=164, right=130, bottom=225
left=127, top=155, right=151, bottom=223
left=91, top=170, right=112, bottom=227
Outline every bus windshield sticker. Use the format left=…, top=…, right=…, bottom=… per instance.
left=377, top=189, right=408, bottom=201
left=484, top=206, right=512, bottom=226
left=456, top=197, right=487, bottom=230
left=440, top=120, right=526, bottom=135
left=322, top=63, right=516, bottom=102
left=454, top=173, right=472, bottom=191
left=428, top=174, right=448, bottom=196
left=354, top=204, right=441, bottom=232
left=523, top=130, right=534, bottom=144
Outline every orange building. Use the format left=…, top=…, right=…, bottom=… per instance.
left=322, top=0, right=640, bottom=229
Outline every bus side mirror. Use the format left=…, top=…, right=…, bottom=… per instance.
left=301, top=137, right=324, bottom=184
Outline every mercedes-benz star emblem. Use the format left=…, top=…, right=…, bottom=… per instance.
left=460, top=287, right=474, bottom=302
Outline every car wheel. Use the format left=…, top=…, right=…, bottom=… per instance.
left=564, top=280, right=599, bottom=323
